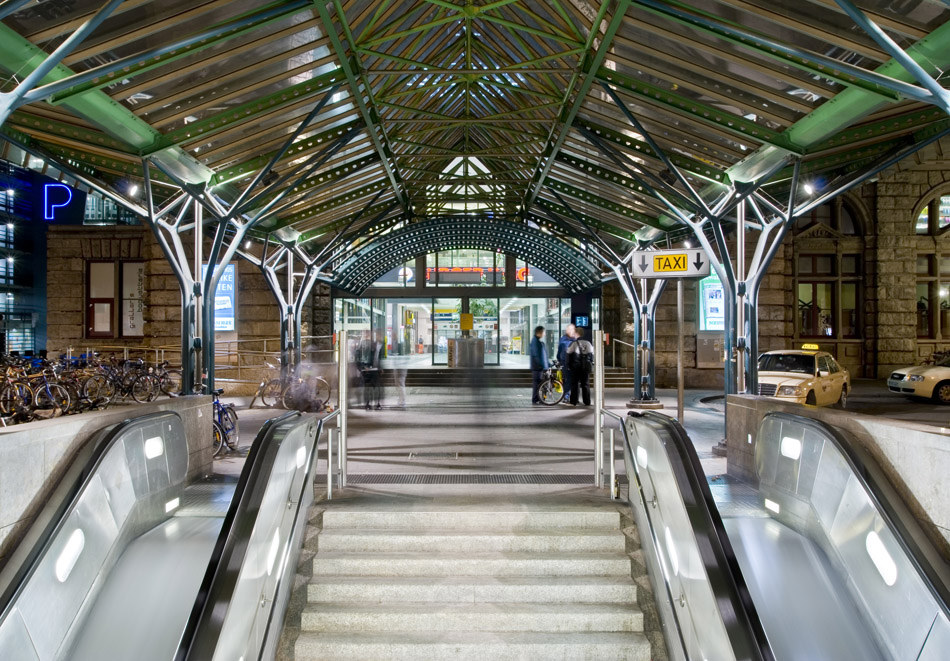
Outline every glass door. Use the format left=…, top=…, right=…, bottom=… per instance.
left=432, top=298, right=461, bottom=365
left=470, top=297, right=499, bottom=365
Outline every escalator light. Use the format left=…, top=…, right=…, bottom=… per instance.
left=144, top=436, right=164, bottom=459
left=55, top=529, right=85, bottom=582
left=866, top=531, right=897, bottom=586
left=780, top=436, right=802, bottom=460
left=296, top=446, right=307, bottom=469
left=764, top=499, right=780, bottom=514
left=664, top=526, right=679, bottom=577
left=267, top=531, right=280, bottom=576
left=636, top=446, right=648, bottom=470
left=165, top=497, right=180, bottom=513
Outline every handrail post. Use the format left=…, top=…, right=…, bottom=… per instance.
left=594, top=329, right=605, bottom=488
left=337, top=330, right=348, bottom=488
left=327, top=427, right=334, bottom=500
left=610, top=428, right=616, bottom=500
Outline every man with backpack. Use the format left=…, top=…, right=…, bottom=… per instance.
left=556, top=323, right=577, bottom=403
left=565, top=327, right=594, bottom=406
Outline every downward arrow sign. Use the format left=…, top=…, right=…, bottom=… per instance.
left=638, top=256, right=649, bottom=272
left=693, top=252, right=704, bottom=270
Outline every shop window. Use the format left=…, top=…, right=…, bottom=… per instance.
left=428, top=249, right=504, bottom=286
left=916, top=194, right=950, bottom=235
left=86, top=260, right=145, bottom=339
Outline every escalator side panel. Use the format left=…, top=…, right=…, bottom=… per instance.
left=756, top=414, right=948, bottom=661
left=0, top=412, right=190, bottom=661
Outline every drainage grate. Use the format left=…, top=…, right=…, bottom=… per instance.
left=314, top=473, right=629, bottom=485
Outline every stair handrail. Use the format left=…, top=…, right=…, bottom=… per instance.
left=602, top=408, right=773, bottom=661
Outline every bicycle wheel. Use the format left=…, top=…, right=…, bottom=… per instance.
left=212, top=421, right=225, bottom=457
left=34, top=383, right=70, bottom=417
left=159, top=369, right=182, bottom=396
left=312, top=377, right=332, bottom=408
left=131, top=374, right=159, bottom=403
left=223, top=405, right=240, bottom=448
left=260, top=379, right=283, bottom=407
left=0, top=383, right=33, bottom=415
left=539, top=378, right=564, bottom=405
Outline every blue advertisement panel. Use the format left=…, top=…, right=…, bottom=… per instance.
left=201, top=263, right=236, bottom=331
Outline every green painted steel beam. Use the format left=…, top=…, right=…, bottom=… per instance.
left=524, top=0, right=629, bottom=210
left=597, top=66, right=792, bottom=150
left=534, top=199, right=641, bottom=242
left=780, top=18, right=950, bottom=152
left=7, top=110, right=136, bottom=153
left=545, top=177, right=666, bottom=230
left=807, top=106, right=947, bottom=153
left=147, top=69, right=347, bottom=154
left=272, top=180, right=391, bottom=232
left=634, top=0, right=903, bottom=102
left=317, top=1, right=409, bottom=210
left=0, top=23, right=212, bottom=184
left=574, top=118, right=730, bottom=184
left=45, top=0, right=310, bottom=105
left=299, top=201, right=402, bottom=244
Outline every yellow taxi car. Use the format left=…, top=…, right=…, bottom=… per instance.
left=887, top=353, right=950, bottom=404
left=756, top=345, right=850, bottom=408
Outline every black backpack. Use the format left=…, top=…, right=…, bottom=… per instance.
left=568, top=340, right=593, bottom=374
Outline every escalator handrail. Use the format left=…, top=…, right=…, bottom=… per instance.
left=0, top=410, right=183, bottom=620
left=175, top=409, right=332, bottom=661
left=763, top=411, right=950, bottom=618
left=611, top=408, right=774, bottom=661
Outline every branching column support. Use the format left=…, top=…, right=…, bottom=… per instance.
left=537, top=191, right=666, bottom=402
left=143, top=162, right=200, bottom=394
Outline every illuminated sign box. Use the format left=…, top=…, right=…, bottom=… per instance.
left=28, top=172, right=87, bottom=224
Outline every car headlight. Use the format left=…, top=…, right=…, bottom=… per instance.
left=908, top=375, right=925, bottom=382
left=777, top=386, right=804, bottom=396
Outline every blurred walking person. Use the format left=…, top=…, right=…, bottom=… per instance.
left=557, top=323, right=577, bottom=403
left=566, top=327, right=594, bottom=406
left=529, top=325, right=549, bottom=405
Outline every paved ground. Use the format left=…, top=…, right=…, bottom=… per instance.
left=212, top=377, right=950, bottom=480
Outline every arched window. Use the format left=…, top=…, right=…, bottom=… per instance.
left=915, top=194, right=950, bottom=235
left=795, top=198, right=859, bottom=235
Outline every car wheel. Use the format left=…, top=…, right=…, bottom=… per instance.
left=805, top=390, right=816, bottom=406
left=837, top=387, right=847, bottom=409
left=933, top=381, right=950, bottom=405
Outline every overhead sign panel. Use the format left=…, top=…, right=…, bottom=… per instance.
left=631, top=249, right=711, bottom=278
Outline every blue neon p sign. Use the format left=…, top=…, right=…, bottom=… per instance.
left=43, top=183, right=73, bottom=221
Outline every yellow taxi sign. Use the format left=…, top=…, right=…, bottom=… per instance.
left=801, top=343, right=820, bottom=351
left=653, top=253, right=688, bottom=272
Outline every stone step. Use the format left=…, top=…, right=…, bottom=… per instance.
left=300, top=602, right=643, bottom=634
left=307, top=576, right=638, bottom=604
left=294, top=631, right=652, bottom=661
left=312, top=552, right=631, bottom=577
left=318, top=529, right=626, bottom=553
left=320, top=510, right=620, bottom=531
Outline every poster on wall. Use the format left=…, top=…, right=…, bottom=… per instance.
left=699, top=273, right=725, bottom=331
left=201, top=263, right=237, bottom=332
left=121, top=262, right=145, bottom=337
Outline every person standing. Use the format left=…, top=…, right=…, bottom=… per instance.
left=557, top=323, right=576, bottom=402
left=529, top=325, right=549, bottom=405
left=566, top=327, right=594, bottom=406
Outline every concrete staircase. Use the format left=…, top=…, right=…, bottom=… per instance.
left=292, top=505, right=652, bottom=660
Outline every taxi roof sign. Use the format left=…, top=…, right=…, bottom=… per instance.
left=801, top=343, right=820, bottom=351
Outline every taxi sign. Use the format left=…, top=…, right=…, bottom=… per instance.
left=801, top=343, right=820, bottom=351
left=631, top=249, right=711, bottom=278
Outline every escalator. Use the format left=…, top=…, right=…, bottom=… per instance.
left=0, top=406, right=333, bottom=661
left=606, top=409, right=950, bottom=661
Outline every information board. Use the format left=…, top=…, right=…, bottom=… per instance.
left=201, top=263, right=237, bottom=332
left=699, top=273, right=725, bottom=331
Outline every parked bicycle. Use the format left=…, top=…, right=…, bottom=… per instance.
left=538, top=360, right=565, bottom=406
left=252, top=361, right=332, bottom=411
left=211, top=388, right=240, bottom=457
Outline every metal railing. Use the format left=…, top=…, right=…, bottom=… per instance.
left=599, top=409, right=772, bottom=661
left=610, top=337, right=637, bottom=368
